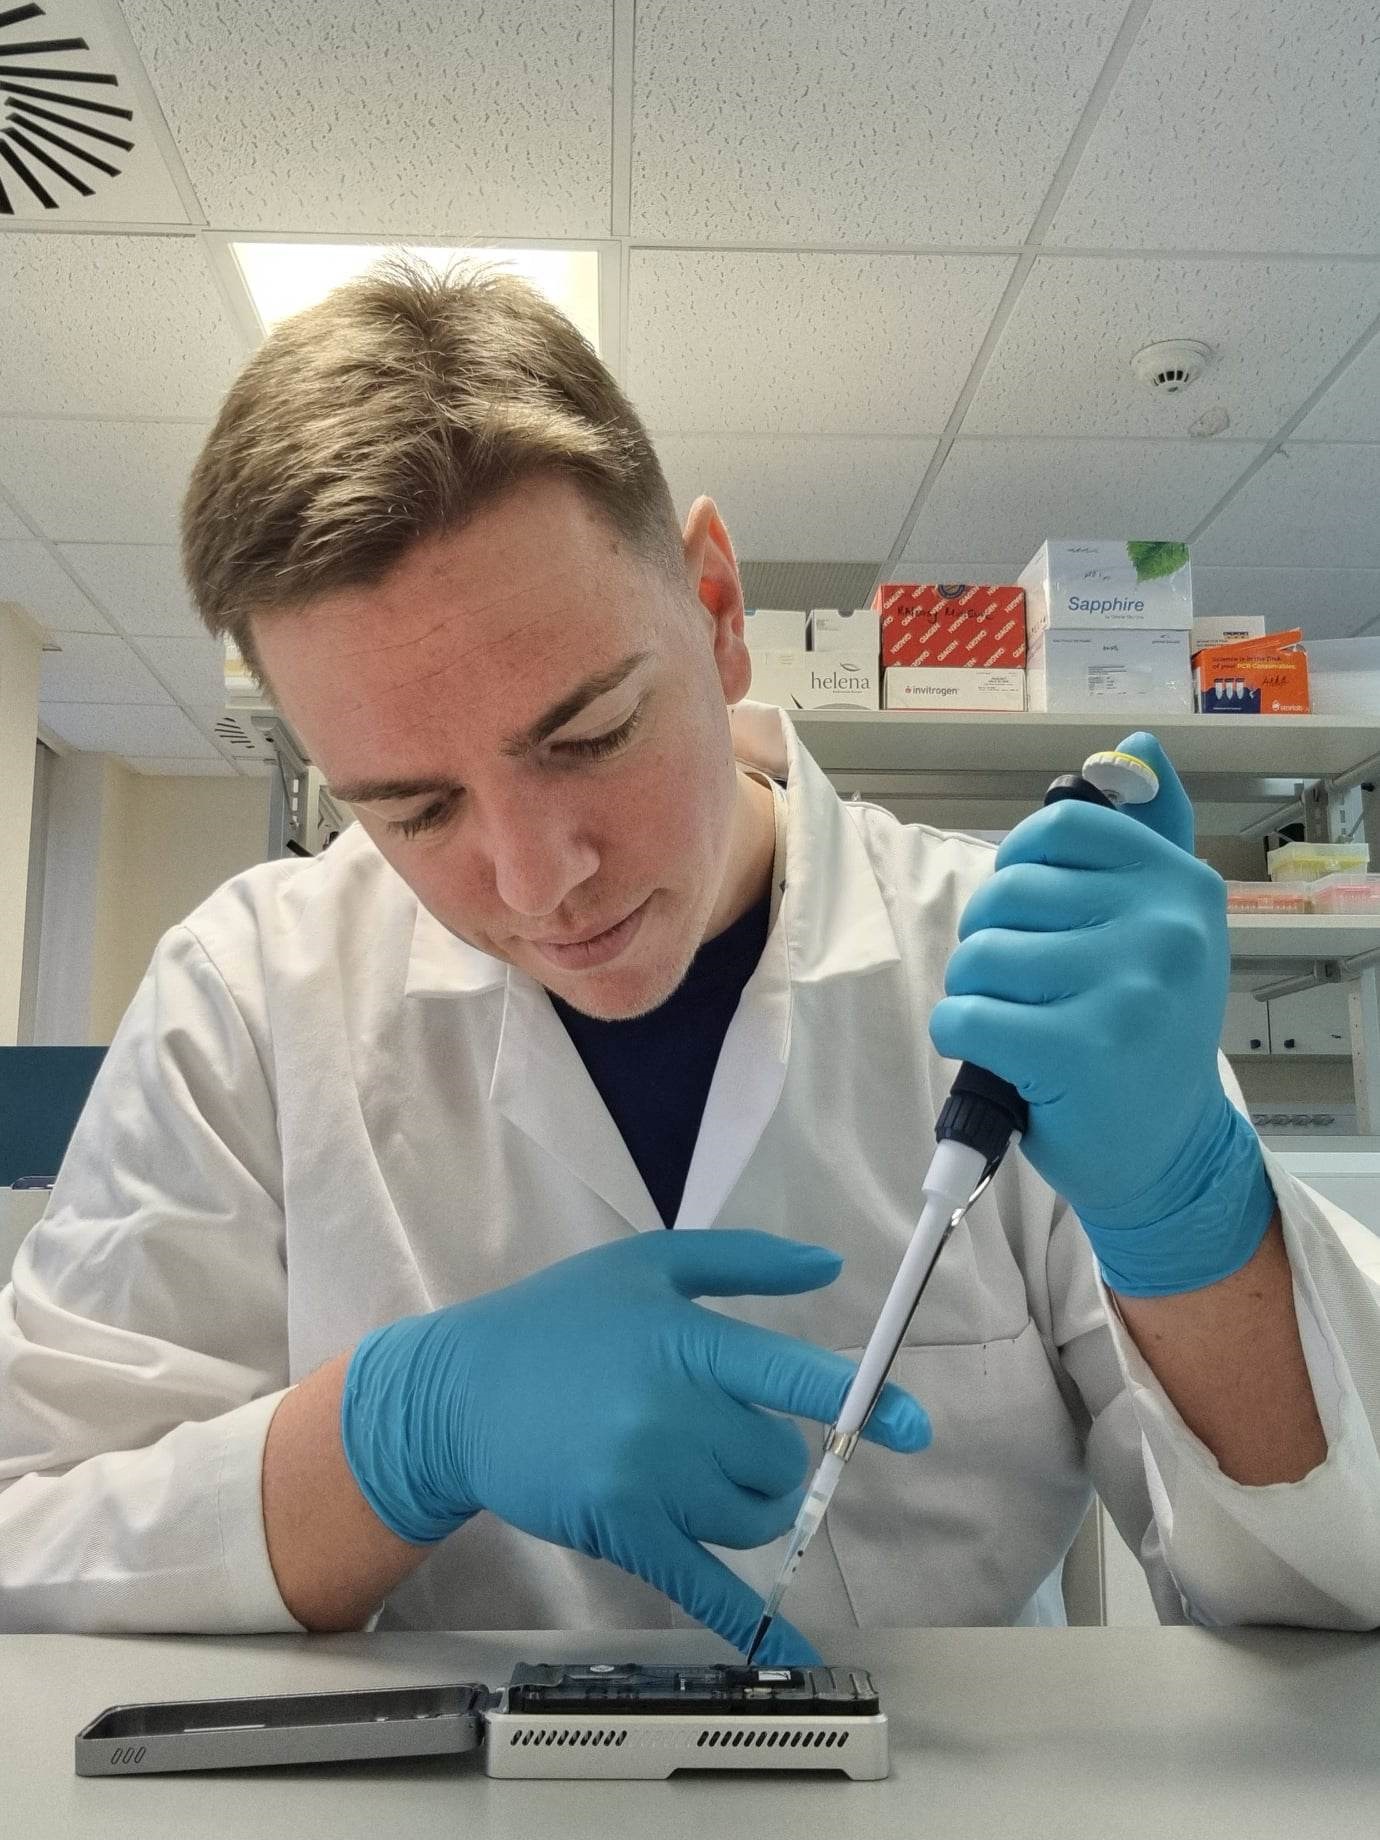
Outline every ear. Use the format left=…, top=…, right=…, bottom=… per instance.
left=1113, top=731, right=1196, bottom=855
left=682, top=495, right=750, bottom=702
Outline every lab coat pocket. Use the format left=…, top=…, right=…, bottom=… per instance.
left=823, top=1322, right=1091, bottom=1626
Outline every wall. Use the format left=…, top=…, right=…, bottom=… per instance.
left=32, top=758, right=271, bottom=1046
left=90, top=772, right=272, bottom=1044
left=0, top=605, right=42, bottom=1044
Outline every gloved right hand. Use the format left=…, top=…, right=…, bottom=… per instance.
left=339, top=1229, right=931, bottom=1665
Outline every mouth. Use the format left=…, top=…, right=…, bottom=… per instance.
left=528, top=897, right=651, bottom=972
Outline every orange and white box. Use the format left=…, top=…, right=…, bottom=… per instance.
left=884, top=667, right=1025, bottom=711
left=872, top=583, right=1027, bottom=670
left=1192, top=628, right=1310, bottom=715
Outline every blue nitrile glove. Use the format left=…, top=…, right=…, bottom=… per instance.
left=340, top=1229, right=930, bottom=1665
left=929, top=731, right=1275, bottom=1299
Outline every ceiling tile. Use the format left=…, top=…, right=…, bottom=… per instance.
left=964, top=258, right=1380, bottom=439
left=903, top=439, right=1258, bottom=562
left=1295, top=330, right=1380, bottom=441
left=629, top=252, right=1014, bottom=435
left=655, top=435, right=936, bottom=558
left=39, top=630, right=173, bottom=703
left=739, top=561, right=882, bottom=613
left=133, top=631, right=228, bottom=705
left=631, top=0, right=1125, bottom=244
left=1192, top=566, right=1380, bottom=640
left=0, top=419, right=208, bottom=542
left=124, top=756, right=236, bottom=776
left=877, top=560, right=1027, bottom=585
left=0, top=541, right=111, bottom=633
left=1194, top=445, right=1380, bottom=567
left=0, top=0, right=189, bottom=224
left=58, top=543, right=202, bottom=637
left=0, top=236, right=245, bottom=418
left=0, top=497, right=30, bottom=539
left=1049, top=1, right=1380, bottom=253
left=119, top=0, right=611, bottom=236
left=38, top=701, right=219, bottom=757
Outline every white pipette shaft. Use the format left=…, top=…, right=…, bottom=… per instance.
left=746, top=1138, right=989, bottom=1658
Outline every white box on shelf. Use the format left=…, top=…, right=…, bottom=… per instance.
left=1020, top=541, right=1193, bottom=641
left=744, top=607, right=808, bottom=648
left=1026, top=628, right=1192, bottom=713
left=748, top=648, right=879, bottom=710
left=883, top=667, right=1025, bottom=711
left=1301, top=639, right=1380, bottom=717
left=808, top=607, right=880, bottom=656
left=1192, top=615, right=1266, bottom=650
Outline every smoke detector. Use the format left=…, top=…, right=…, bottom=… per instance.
left=1131, top=340, right=1213, bottom=395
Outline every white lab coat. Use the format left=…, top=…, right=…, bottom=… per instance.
left=2, top=703, right=1379, bottom=1639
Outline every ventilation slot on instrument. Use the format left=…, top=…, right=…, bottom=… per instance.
left=694, top=1725, right=849, bottom=1749
left=510, top=1726, right=627, bottom=1747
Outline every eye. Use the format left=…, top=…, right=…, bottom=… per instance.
left=387, top=794, right=459, bottom=840
left=553, top=705, right=643, bottom=762
left=384, top=705, right=644, bottom=842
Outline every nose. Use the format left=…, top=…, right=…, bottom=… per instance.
left=483, top=784, right=600, bottom=919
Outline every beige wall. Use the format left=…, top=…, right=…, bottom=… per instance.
left=87, top=770, right=272, bottom=1044
left=32, top=756, right=271, bottom=1047
left=0, top=605, right=42, bottom=1044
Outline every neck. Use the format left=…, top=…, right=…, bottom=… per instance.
left=701, top=768, right=777, bottom=944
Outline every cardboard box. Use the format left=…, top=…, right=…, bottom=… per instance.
left=1019, top=541, right=1193, bottom=640
left=1191, top=615, right=1266, bottom=650
left=743, top=607, right=808, bottom=648
left=809, top=607, right=880, bottom=657
left=872, top=583, right=1026, bottom=669
left=748, top=647, right=879, bottom=710
left=884, top=667, right=1025, bottom=711
left=1192, top=628, right=1310, bottom=714
left=1026, top=628, right=1192, bottom=713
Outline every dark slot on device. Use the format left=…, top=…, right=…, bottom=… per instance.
left=505, top=1663, right=880, bottom=1717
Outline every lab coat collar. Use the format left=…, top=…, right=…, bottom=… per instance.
left=401, top=699, right=901, bottom=1000
left=731, top=700, right=902, bottom=985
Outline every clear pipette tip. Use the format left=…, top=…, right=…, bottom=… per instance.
left=744, top=1452, right=844, bottom=1664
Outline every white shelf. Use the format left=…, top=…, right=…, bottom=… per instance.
left=793, top=709, right=1379, bottom=778
left=791, top=708, right=1380, bottom=836
left=1227, top=914, right=1380, bottom=960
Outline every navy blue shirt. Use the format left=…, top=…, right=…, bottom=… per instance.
left=550, top=888, right=773, bottom=1226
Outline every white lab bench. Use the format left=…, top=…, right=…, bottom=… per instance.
left=5, top=1625, right=1379, bottom=1840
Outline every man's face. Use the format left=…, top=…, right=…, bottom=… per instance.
left=251, top=473, right=754, bottom=1019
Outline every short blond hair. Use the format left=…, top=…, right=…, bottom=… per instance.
left=182, top=255, right=683, bottom=685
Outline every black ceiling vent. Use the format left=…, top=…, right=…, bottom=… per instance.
left=0, top=2, right=132, bottom=214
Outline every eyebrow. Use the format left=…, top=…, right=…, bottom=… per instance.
left=328, top=650, right=652, bottom=805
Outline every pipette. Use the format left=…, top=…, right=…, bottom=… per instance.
left=744, top=746, right=1159, bottom=1664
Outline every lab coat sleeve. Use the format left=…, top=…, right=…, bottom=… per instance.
left=1051, top=1056, right=1380, bottom=1631
left=0, top=923, right=305, bottom=1634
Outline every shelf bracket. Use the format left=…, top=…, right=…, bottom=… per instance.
left=1351, top=966, right=1380, bottom=1138
left=1250, top=960, right=1340, bottom=1004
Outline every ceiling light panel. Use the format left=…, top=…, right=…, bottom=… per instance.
left=232, top=241, right=601, bottom=351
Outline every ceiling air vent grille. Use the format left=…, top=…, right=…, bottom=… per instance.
left=0, top=2, right=132, bottom=214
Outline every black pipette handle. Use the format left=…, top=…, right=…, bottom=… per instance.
left=935, top=772, right=1116, bottom=1161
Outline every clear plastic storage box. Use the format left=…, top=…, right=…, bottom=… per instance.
left=1266, top=841, right=1371, bottom=883
left=1225, top=881, right=1312, bottom=914
left=1307, top=872, right=1380, bottom=914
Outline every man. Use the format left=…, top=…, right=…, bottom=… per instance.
left=2, top=260, right=1378, bottom=1656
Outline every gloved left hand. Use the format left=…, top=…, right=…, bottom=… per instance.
left=929, top=730, right=1275, bottom=1298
